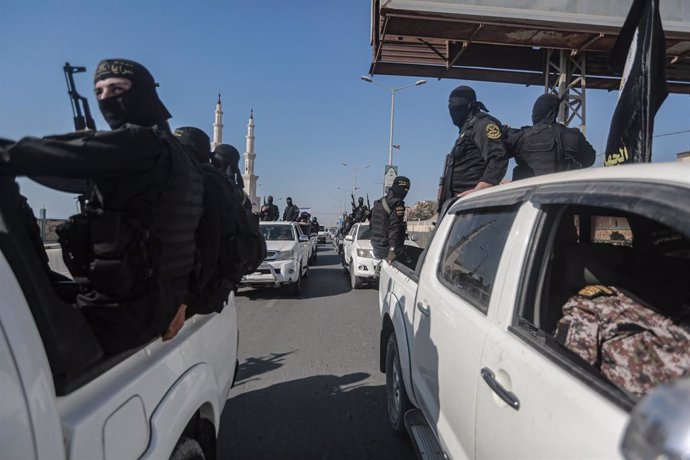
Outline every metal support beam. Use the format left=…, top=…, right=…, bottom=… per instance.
left=546, top=49, right=587, bottom=133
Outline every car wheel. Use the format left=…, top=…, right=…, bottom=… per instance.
left=341, top=251, right=349, bottom=273
left=350, top=263, right=364, bottom=289
left=170, top=437, right=205, bottom=460
left=386, top=333, right=411, bottom=436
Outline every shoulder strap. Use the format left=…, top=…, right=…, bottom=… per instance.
left=381, top=198, right=391, bottom=214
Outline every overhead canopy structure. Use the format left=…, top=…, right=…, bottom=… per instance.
left=369, top=0, right=690, bottom=94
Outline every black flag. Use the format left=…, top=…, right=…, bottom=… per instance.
left=604, top=0, right=667, bottom=166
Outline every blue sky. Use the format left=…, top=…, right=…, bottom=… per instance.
left=2, top=1, right=688, bottom=224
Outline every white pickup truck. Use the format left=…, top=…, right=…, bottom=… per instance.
left=378, top=163, right=690, bottom=459
left=0, top=177, right=238, bottom=460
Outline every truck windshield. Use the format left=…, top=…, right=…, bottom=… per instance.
left=260, top=225, right=295, bottom=241
left=357, top=225, right=372, bottom=240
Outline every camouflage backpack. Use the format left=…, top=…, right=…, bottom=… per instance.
left=556, top=285, right=690, bottom=399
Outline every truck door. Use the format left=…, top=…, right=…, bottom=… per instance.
left=411, top=207, right=518, bottom=458
left=0, top=321, right=37, bottom=459
left=473, top=182, right=690, bottom=458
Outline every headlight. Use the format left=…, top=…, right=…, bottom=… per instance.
left=275, top=249, right=294, bottom=260
left=356, top=248, right=374, bottom=258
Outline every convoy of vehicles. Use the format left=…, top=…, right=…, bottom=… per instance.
left=378, top=163, right=690, bottom=459
left=0, top=177, right=238, bottom=460
left=242, top=222, right=310, bottom=295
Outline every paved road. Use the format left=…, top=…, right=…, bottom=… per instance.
left=218, top=244, right=415, bottom=460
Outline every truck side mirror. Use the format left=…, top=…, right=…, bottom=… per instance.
left=345, top=235, right=354, bottom=242
left=620, top=378, right=690, bottom=460
left=299, top=235, right=309, bottom=242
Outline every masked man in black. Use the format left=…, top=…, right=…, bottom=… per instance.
left=260, top=196, right=280, bottom=221
left=505, top=93, right=596, bottom=180
left=371, top=176, right=411, bottom=265
left=351, top=197, right=369, bottom=223
left=213, top=143, right=253, bottom=213
left=438, top=86, right=508, bottom=211
left=283, top=197, right=300, bottom=222
left=174, top=127, right=238, bottom=314
left=0, top=59, right=203, bottom=354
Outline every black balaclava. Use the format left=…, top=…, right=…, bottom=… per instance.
left=213, top=144, right=244, bottom=188
left=287, top=197, right=293, bottom=206
left=358, top=197, right=364, bottom=205
left=173, top=127, right=211, bottom=164
left=267, top=196, right=274, bottom=205
left=389, top=176, right=410, bottom=200
left=532, top=93, right=561, bottom=125
left=448, top=85, right=489, bottom=128
left=94, top=59, right=171, bottom=130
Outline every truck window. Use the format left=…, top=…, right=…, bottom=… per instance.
left=437, top=208, right=517, bottom=314
left=517, top=204, right=690, bottom=402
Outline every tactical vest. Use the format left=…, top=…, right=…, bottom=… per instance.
left=556, top=285, right=690, bottom=399
left=514, top=122, right=582, bottom=180
left=188, top=164, right=266, bottom=314
left=58, top=128, right=204, bottom=352
left=449, top=112, right=503, bottom=193
left=370, top=197, right=391, bottom=259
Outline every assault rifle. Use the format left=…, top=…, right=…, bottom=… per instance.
left=366, top=194, right=371, bottom=221
left=437, top=152, right=454, bottom=213
left=63, top=62, right=96, bottom=131
left=350, top=192, right=356, bottom=213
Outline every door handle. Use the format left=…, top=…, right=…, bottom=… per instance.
left=416, top=302, right=430, bottom=316
left=481, top=367, right=520, bottom=410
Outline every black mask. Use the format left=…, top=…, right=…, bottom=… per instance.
left=532, top=93, right=561, bottom=125
left=448, top=86, right=476, bottom=128
left=287, top=198, right=293, bottom=206
left=267, top=196, right=273, bottom=205
left=389, top=176, right=410, bottom=200
left=173, top=126, right=211, bottom=164
left=213, top=144, right=243, bottom=187
left=95, top=59, right=171, bottom=129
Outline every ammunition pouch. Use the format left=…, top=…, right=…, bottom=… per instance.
left=57, top=211, right=152, bottom=297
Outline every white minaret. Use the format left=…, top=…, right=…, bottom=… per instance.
left=211, top=93, right=223, bottom=151
left=242, top=109, right=260, bottom=212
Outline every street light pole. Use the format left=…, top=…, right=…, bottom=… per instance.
left=342, top=162, right=370, bottom=197
left=360, top=76, right=427, bottom=173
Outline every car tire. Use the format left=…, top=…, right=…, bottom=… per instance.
left=350, top=263, right=364, bottom=289
left=170, top=437, right=206, bottom=460
left=386, top=333, right=412, bottom=436
left=341, top=251, right=349, bottom=274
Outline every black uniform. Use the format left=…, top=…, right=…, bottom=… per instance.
left=448, top=112, right=507, bottom=194
left=371, top=176, right=410, bottom=263
left=260, top=203, right=280, bottom=221
left=283, top=201, right=300, bottom=221
left=352, top=204, right=369, bottom=223
left=1, top=126, right=204, bottom=354
left=505, top=93, right=596, bottom=180
left=439, top=86, right=508, bottom=211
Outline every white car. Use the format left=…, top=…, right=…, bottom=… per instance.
left=0, top=177, right=238, bottom=460
left=297, top=222, right=318, bottom=264
left=317, top=225, right=329, bottom=243
left=342, top=222, right=382, bottom=289
left=379, top=163, right=690, bottom=459
left=241, top=222, right=309, bottom=295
